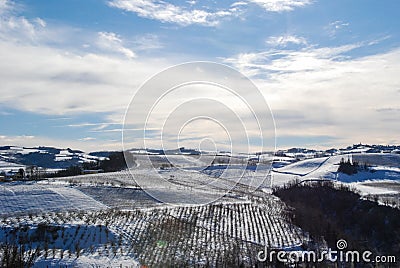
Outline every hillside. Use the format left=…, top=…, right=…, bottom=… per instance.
left=274, top=181, right=400, bottom=258
left=0, top=146, right=108, bottom=170
left=0, top=144, right=399, bottom=266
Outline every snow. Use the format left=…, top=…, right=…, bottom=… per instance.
left=130, top=149, right=148, bottom=154
left=339, top=147, right=371, bottom=154
left=353, top=153, right=400, bottom=167
left=0, top=160, right=24, bottom=169
left=336, top=168, right=400, bottom=183
left=54, top=150, right=74, bottom=162
left=15, top=148, right=41, bottom=155
left=0, top=150, right=398, bottom=266
left=160, top=154, right=212, bottom=167
left=267, top=153, right=400, bottom=198
left=269, top=155, right=341, bottom=186
left=350, top=182, right=399, bottom=196
left=8, top=146, right=40, bottom=154
left=0, top=182, right=107, bottom=216
left=0, top=146, right=103, bottom=170
left=0, top=160, right=25, bottom=173
left=59, top=150, right=73, bottom=156
left=127, top=168, right=241, bottom=205
left=54, top=156, right=73, bottom=161
left=1, top=146, right=46, bottom=155
left=0, top=199, right=302, bottom=267
left=54, top=150, right=99, bottom=163
left=273, top=156, right=331, bottom=176
left=34, top=255, right=140, bottom=268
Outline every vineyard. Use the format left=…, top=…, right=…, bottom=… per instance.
left=0, top=195, right=304, bottom=267
left=5, top=153, right=397, bottom=266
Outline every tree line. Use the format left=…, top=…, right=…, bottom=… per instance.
left=273, top=181, right=400, bottom=261
left=46, top=152, right=135, bottom=178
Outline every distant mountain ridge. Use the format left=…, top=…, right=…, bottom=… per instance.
left=0, top=146, right=109, bottom=169
left=0, top=143, right=399, bottom=170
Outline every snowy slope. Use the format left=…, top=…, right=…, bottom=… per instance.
left=0, top=182, right=107, bottom=216
left=273, top=156, right=331, bottom=176
left=270, top=156, right=340, bottom=186
left=0, top=146, right=105, bottom=169
left=270, top=154, right=400, bottom=198
left=0, top=160, right=25, bottom=172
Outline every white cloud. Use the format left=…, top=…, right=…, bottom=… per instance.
left=34, top=17, right=46, bottom=27
left=1, top=0, right=396, bottom=151
left=0, top=15, right=38, bottom=41
left=247, top=0, right=312, bottom=12
left=108, top=0, right=312, bottom=26
left=326, top=20, right=350, bottom=38
left=0, top=40, right=167, bottom=116
left=0, top=0, right=49, bottom=43
left=330, top=20, right=349, bottom=29
left=186, top=0, right=196, bottom=5
left=224, top=43, right=361, bottom=76
left=0, top=0, right=12, bottom=15
left=0, top=4, right=167, bottom=118
left=97, top=31, right=136, bottom=59
left=224, top=40, right=400, bottom=146
left=231, top=2, right=248, bottom=7
left=132, top=33, right=163, bottom=50
left=0, top=1, right=172, bottom=151
left=108, top=0, right=240, bottom=26
left=79, top=137, right=96, bottom=141
left=0, top=2, right=71, bottom=46
left=0, top=134, right=120, bottom=152
left=266, top=35, right=307, bottom=47
left=90, top=129, right=124, bottom=133
left=0, top=2, right=133, bottom=57
left=67, top=122, right=122, bottom=131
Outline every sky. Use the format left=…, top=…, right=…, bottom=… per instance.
left=0, top=0, right=399, bottom=152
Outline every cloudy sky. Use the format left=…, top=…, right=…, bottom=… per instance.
left=0, top=0, right=399, bottom=152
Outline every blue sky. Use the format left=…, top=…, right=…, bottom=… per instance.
left=0, top=0, right=399, bottom=152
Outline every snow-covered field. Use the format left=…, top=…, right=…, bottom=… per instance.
left=0, top=160, right=25, bottom=173
left=0, top=155, right=302, bottom=267
left=0, top=182, right=106, bottom=216
left=0, top=152, right=398, bottom=266
left=0, top=198, right=303, bottom=267
left=270, top=153, right=400, bottom=201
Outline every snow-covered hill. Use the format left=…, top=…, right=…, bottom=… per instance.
left=0, top=147, right=399, bottom=267
left=0, top=146, right=107, bottom=170
left=271, top=154, right=400, bottom=198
